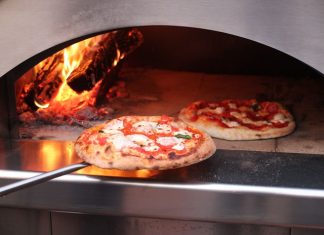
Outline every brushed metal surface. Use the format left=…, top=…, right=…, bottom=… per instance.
left=1, top=140, right=324, bottom=227
left=291, top=228, right=324, bottom=235
left=0, top=207, right=51, bottom=235
left=0, top=162, right=89, bottom=197
left=51, top=212, right=290, bottom=235
left=0, top=0, right=324, bottom=77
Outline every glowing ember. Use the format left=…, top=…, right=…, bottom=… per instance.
left=16, top=28, right=143, bottom=125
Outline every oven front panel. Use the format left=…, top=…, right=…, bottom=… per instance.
left=1, top=0, right=324, bottom=77
left=1, top=0, right=324, bottom=230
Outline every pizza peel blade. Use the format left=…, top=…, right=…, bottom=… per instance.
left=0, top=162, right=90, bottom=197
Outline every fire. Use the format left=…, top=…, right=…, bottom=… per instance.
left=17, top=29, right=142, bottom=125
left=33, top=35, right=106, bottom=108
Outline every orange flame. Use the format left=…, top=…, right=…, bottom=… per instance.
left=33, top=34, right=108, bottom=109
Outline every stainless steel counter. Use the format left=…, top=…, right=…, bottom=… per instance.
left=1, top=140, right=324, bottom=228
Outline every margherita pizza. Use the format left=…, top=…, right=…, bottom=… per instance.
left=179, top=99, right=295, bottom=140
left=75, top=115, right=216, bottom=170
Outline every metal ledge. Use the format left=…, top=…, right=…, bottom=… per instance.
left=1, top=140, right=324, bottom=227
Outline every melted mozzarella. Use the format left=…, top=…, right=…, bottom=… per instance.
left=215, top=107, right=225, bottom=114
left=126, top=134, right=159, bottom=152
left=132, top=121, right=157, bottom=134
left=156, top=137, right=185, bottom=151
left=157, top=137, right=178, bottom=146
left=222, top=120, right=240, bottom=127
left=172, top=142, right=185, bottom=151
left=272, top=113, right=287, bottom=123
left=109, top=134, right=137, bottom=151
left=242, top=118, right=268, bottom=126
left=198, top=106, right=224, bottom=115
left=155, top=123, right=172, bottom=134
left=103, top=119, right=124, bottom=133
left=127, top=134, right=153, bottom=145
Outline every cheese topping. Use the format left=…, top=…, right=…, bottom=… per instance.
left=109, top=134, right=137, bottom=151
left=242, top=118, right=268, bottom=126
left=215, top=107, right=225, bottom=114
left=132, top=121, right=157, bottom=135
left=172, top=141, right=185, bottom=151
left=156, top=136, right=185, bottom=151
left=155, top=123, right=172, bottom=134
left=222, top=120, right=240, bottom=127
left=198, top=107, right=224, bottom=115
left=127, top=134, right=160, bottom=152
left=272, top=113, right=287, bottom=123
left=103, top=119, right=124, bottom=134
left=97, top=116, right=201, bottom=154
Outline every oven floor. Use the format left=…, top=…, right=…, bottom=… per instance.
left=1, top=139, right=324, bottom=229
left=18, top=68, right=324, bottom=155
left=1, top=139, right=324, bottom=189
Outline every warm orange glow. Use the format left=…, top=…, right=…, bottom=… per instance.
left=33, top=34, right=112, bottom=109
left=77, top=165, right=160, bottom=178
left=34, top=100, right=50, bottom=109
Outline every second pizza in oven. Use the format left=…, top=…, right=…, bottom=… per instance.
left=179, top=99, right=295, bottom=140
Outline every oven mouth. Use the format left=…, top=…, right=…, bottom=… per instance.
left=1, top=25, right=324, bottom=178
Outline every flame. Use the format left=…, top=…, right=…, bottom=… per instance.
left=34, top=100, right=50, bottom=109
left=33, top=34, right=107, bottom=108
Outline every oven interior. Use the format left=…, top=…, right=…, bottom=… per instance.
left=1, top=26, right=324, bottom=179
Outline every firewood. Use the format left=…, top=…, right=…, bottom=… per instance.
left=94, top=62, right=121, bottom=106
left=34, top=53, right=63, bottom=105
left=67, top=28, right=143, bottom=93
left=19, top=53, right=63, bottom=111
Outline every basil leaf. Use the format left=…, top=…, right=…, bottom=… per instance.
left=174, top=134, right=191, bottom=139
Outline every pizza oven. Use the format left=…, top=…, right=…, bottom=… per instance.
left=1, top=1, right=324, bottom=235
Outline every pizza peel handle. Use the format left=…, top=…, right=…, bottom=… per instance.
left=0, top=162, right=90, bottom=197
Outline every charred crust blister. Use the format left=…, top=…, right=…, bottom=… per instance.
left=168, top=152, right=177, bottom=159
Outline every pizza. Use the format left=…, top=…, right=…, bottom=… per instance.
left=75, top=115, right=216, bottom=170
left=178, top=99, right=295, bottom=140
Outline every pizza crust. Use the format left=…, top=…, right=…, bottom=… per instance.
left=75, top=116, right=216, bottom=170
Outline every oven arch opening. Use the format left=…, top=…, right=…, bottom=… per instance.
left=1, top=26, right=320, bottom=158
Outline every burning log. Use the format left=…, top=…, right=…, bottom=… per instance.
left=17, top=53, right=64, bottom=111
left=67, top=28, right=143, bottom=93
left=33, top=53, right=64, bottom=107
left=17, top=28, right=143, bottom=125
